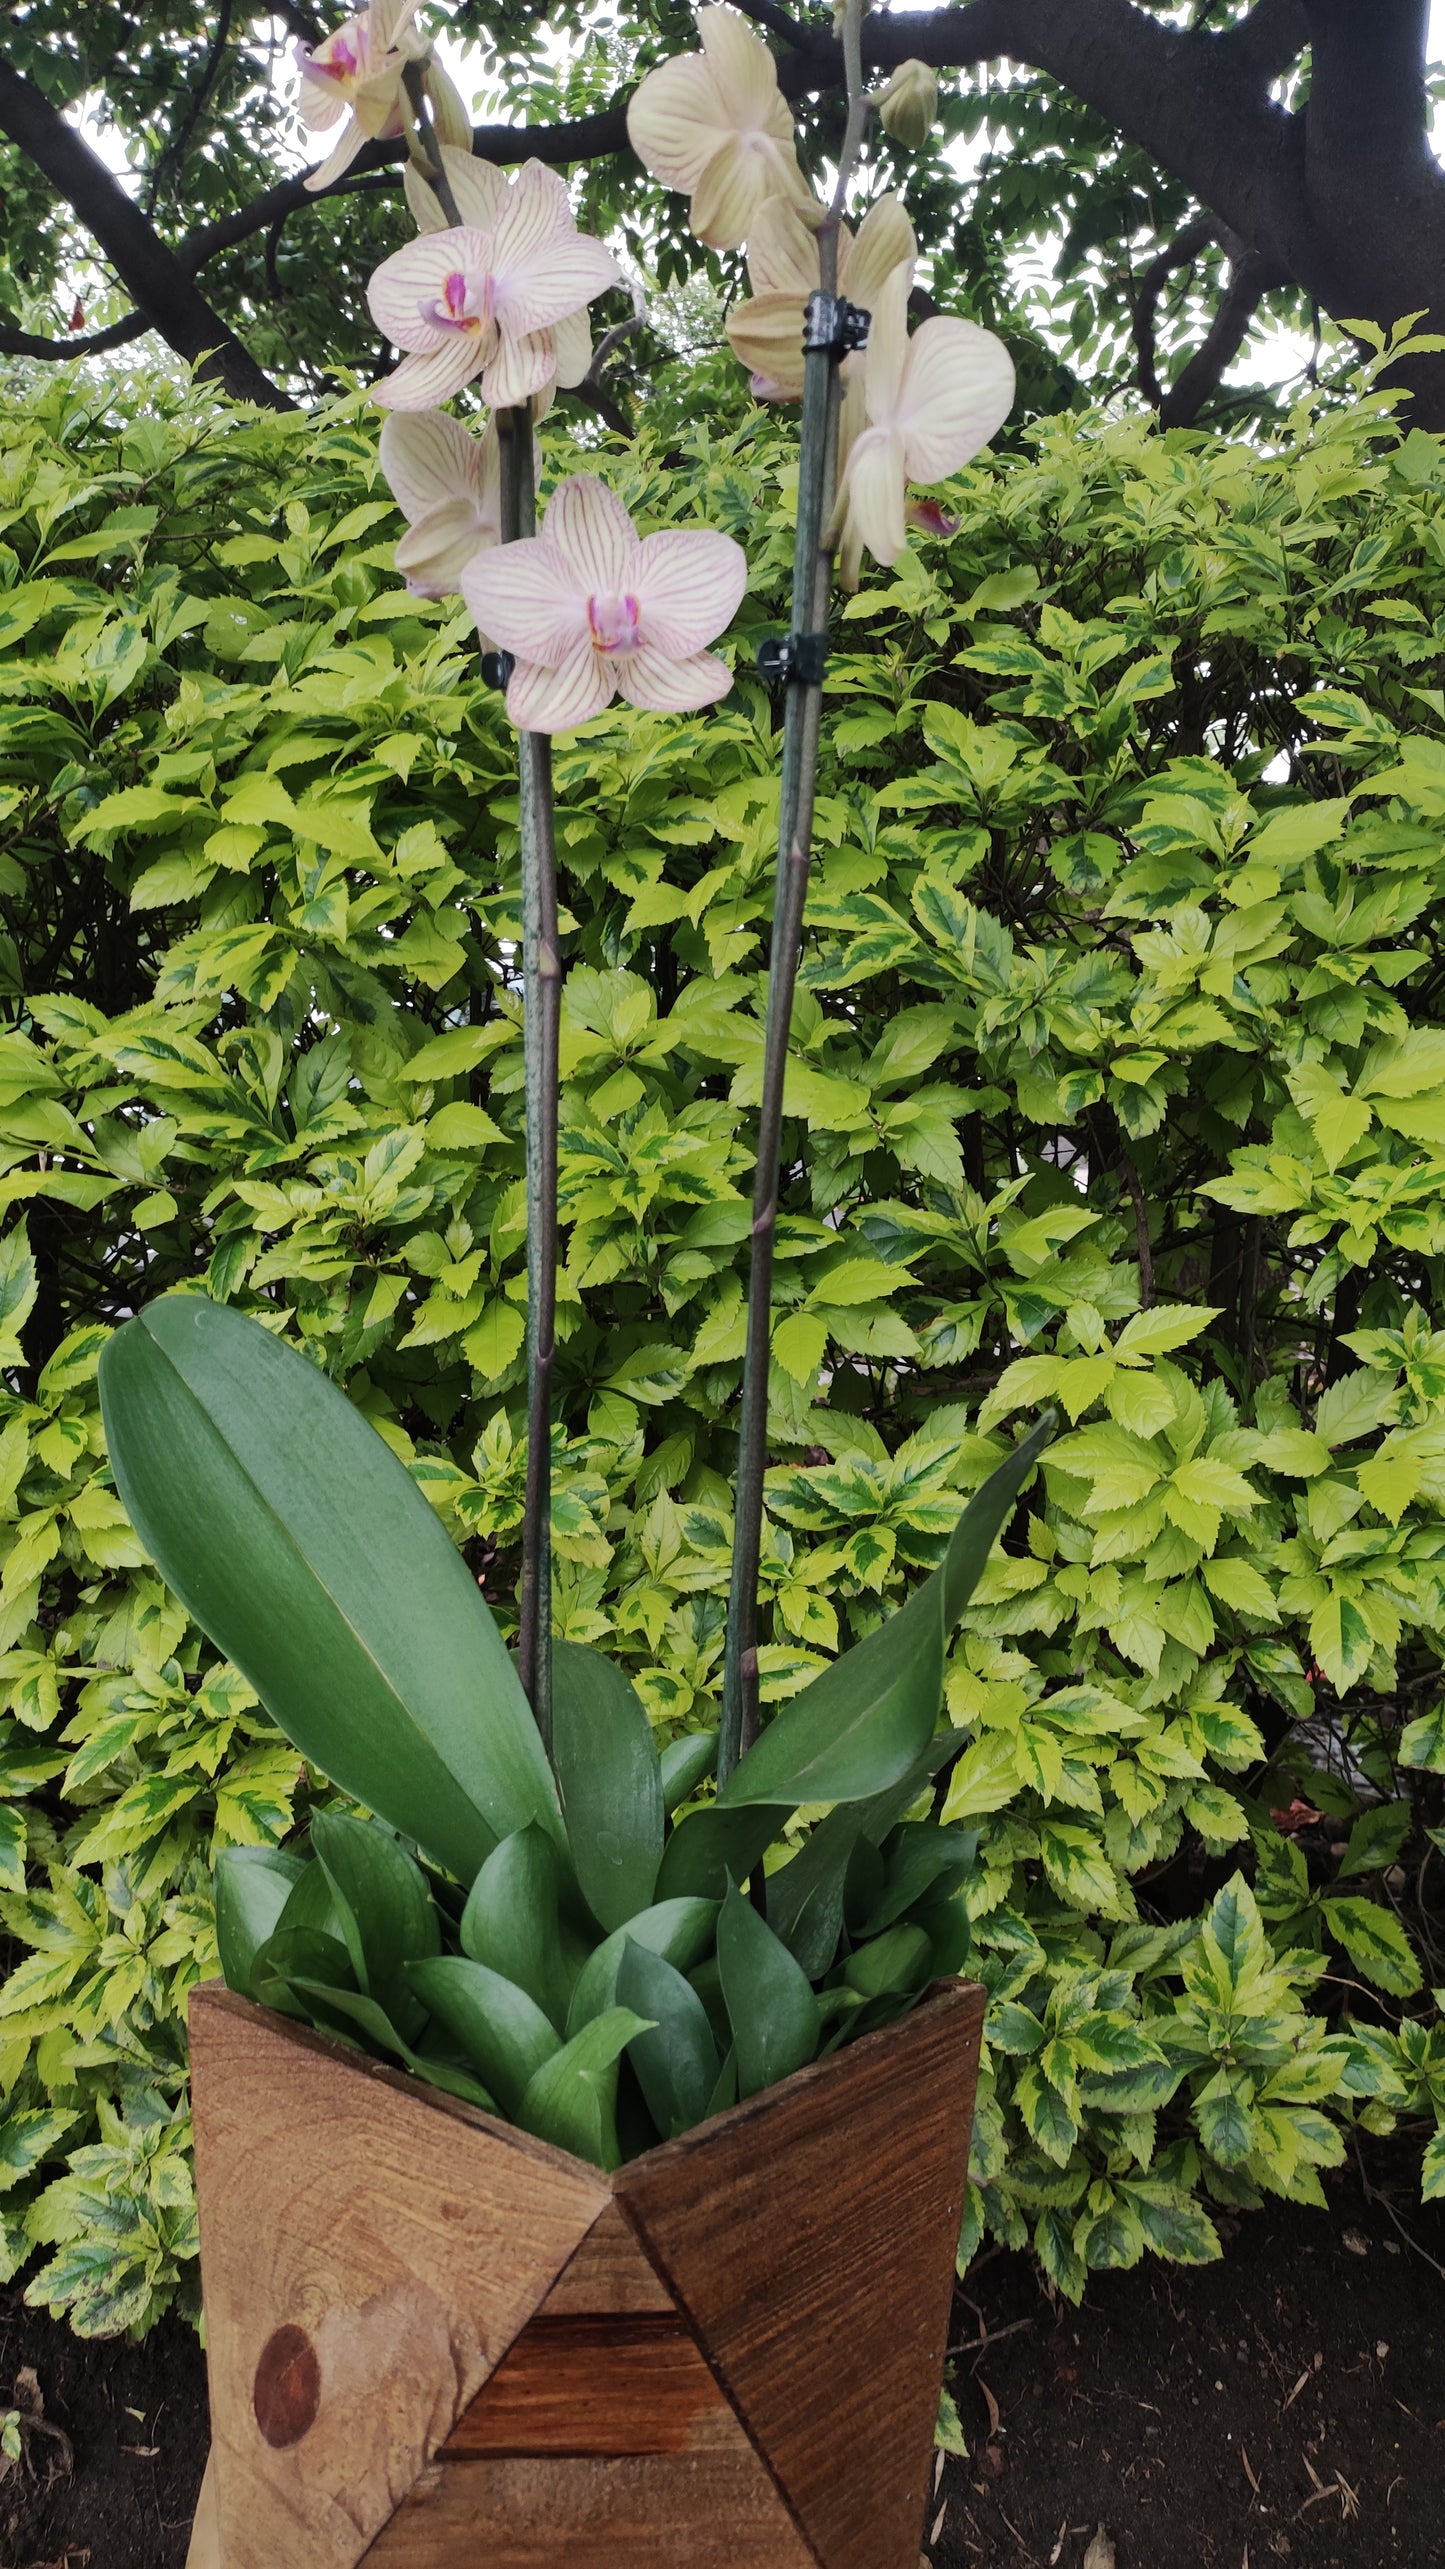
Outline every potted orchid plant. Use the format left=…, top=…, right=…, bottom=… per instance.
left=100, top=8, right=1045, bottom=2565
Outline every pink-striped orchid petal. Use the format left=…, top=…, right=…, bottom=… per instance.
left=634, top=529, right=750, bottom=655
left=460, top=541, right=593, bottom=668
left=379, top=412, right=500, bottom=598
left=406, top=145, right=509, bottom=235
left=463, top=473, right=746, bottom=735
left=726, top=193, right=914, bottom=398
left=545, top=475, right=638, bottom=592
left=627, top=4, right=814, bottom=251
left=550, top=307, right=593, bottom=390
left=507, top=642, right=616, bottom=733
left=366, top=172, right=619, bottom=411
left=831, top=270, right=1013, bottom=582
left=619, top=644, right=735, bottom=714
left=299, top=0, right=432, bottom=192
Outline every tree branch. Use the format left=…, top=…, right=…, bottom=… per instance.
left=0, top=53, right=292, bottom=408
left=147, top=0, right=236, bottom=213
left=0, top=313, right=149, bottom=360
left=1131, top=212, right=1218, bottom=406
left=1216, top=0, right=1310, bottom=81
left=1303, top=0, right=1432, bottom=173
left=1160, top=247, right=1281, bottom=424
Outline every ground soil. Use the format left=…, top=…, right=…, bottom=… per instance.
left=934, top=2141, right=1445, bottom=2569
left=0, top=2143, right=1438, bottom=2568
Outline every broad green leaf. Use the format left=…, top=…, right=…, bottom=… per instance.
left=653, top=1802, right=779, bottom=1902
left=719, top=1416, right=1052, bottom=1809
left=460, top=1826, right=574, bottom=2031
left=310, top=1810, right=438, bottom=2041
left=552, top=1641, right=663, bottom=1933
left=251, top=1924, right=354, bottom=2021
left=843, top=1922, right=932, bottom=1999
left=516, top=2007, right=654, bottom=2170
left=565, top=1896, right=719, bottom=2035
left=716, top=1882, right=820, bottom=2100
left=1321, top=1895, right=1423, bottom=1996
left=1193, top=2068, right=1257, bottom=2165
left=213, top=1845, right=305, bottom=1996
left=1336, top=1802, right=1411, bottom=1879
left=618, top=1942, right=720, bottom=2140
left=288, top=1977, right=495, bottom=2110
left=405, top=1954, right=559, bottom=2116
left=98, top=1297, right=559, bottom=1882
left=660, top=1729, right=719, bottom=1814
left=766, top=1738, right=965, bottom=1977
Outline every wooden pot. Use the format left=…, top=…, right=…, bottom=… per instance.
left=184, top=1973, right=983, bottom=2568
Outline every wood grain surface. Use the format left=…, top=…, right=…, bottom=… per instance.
left=359, top=2444, right=818, bottom=2565
left=190, top=1983, right=607, bottom=2567
left=615, top=1980, right=984, bottom=2569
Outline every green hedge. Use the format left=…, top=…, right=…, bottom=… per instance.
left=0, top=367, right=1442, bottom=2336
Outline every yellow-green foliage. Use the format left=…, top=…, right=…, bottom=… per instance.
left=0, top=370, right=1442, bottom=2335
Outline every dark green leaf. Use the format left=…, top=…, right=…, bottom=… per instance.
left=565, top=1896, right=719, bottom=2035
left=843, top=1921, right=933, bottom=1999
left=659, top=1728, right=719, bottom=1815
left=653, top=1802, right=779, bottom=1903
left=251, top=1924, right=354, bottom=2020
left=405, top=1954, right=559, bottom=2117
left=311, top=1809, right=438, bottom=2041
left=552, top=1641, right=663, bottom=1932
left=618, top=1941, right=720, bottom=2139
left=213, top=1844, right=304, bottom=1995
left=719, top=1417, right=1052, bottom=1808
left=98, top=1296, right=560, bottom=1882
left=460, top=1825, right=575, bottom=2031
left=716, top=1882, right=820, bottom=2100
left=516, top=2008, right=655, bottom=2170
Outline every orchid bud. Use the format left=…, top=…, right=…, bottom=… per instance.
left=874, top=60, right=938, bottom=152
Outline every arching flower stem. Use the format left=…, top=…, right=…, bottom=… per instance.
left=400, top=61, right=463, bottom=224
left=499, top=403, right=561, bottom=1755
left=718, top=0, right=872, bottom=1787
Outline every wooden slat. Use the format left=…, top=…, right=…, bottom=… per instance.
left=185, top=2451, right=220, bottom=2569
left=360, top=2447, right=819, bottom=2566
left=441, top=2313, right=728, bottom=2458
left=616, top=1980, right=984, bottom=2569
left=190, top=1984, right=608, bottom=2569
left=537, top=2198, right=672, bottom=2314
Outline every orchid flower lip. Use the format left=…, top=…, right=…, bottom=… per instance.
left=587, top=592, right=645, bottom=654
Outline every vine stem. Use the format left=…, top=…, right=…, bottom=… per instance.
left=718, top=0, right=872, bottom=1787
left=499, top=405, right=560, bottom=1755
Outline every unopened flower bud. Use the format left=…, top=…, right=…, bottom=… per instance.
left=875, top=60, right=938, bottom=152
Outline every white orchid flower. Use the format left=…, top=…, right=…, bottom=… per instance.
left=461, top=475, right=748, bottom=734
left=725, top=193, right=915, bottom=400
left=366, top=161, right=620, bottom=412
left=627, top=4, right=815, bottom=252
left=298, top=1, right=470, bottom=194
left=830, top=269, right=1015, bottom=586
left=378, top=412, right=501, bottom=602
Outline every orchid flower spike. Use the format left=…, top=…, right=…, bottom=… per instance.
left=367, top=161, right=620, bottom=411
left=378, top=412, right=501, bottom=602
left=461, top=475, right=748, bottom=735
left=298, top=1, right=469, bottom=194
left=726, top=193, right=915, bottom=401
left=830, top=270, right=1015, bottom=588
left=627, top=4, right=816, bottom=252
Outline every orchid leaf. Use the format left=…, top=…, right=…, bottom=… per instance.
left=460, top=1824, right=574, bottom=2031
left=718, top=1415, right=1053, bottom=1810
left=618, top=1941, right=719, bottom=2139
left=516, top=2007, right=655, bottom=2171
left=659, top=1729, right=719, bottom=1814
left=311, top=1809, right=439, bottom=2042
left=716, top=1881, right=819, bottom=2100
left=406, top=1954, right=559, bottom=2117
left=552, top=1641, right=663, bottom=1932
left=213, top=1845, right=304, bottom=1996
left=98, top=1296, right=560, bottom=1883
left=565, top=1895, right=718, bottom=2035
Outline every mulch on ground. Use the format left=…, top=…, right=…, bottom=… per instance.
left=933, top=2142, right=1445, bottom=2569
left=0, top=2140, right=1440, bottom=2567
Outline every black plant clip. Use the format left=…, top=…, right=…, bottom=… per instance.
left=480, top=649, right=515, bottom=689
left=802, top=291, right=871, bottom=357
left=756, top=630, right=830, bottom=688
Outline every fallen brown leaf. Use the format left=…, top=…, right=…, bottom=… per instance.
left=1281, top=2369, right=1312, bottom=2412
left=1083, top=2530, right=1116, bottom=2569
left=1241, top=2444, right=1260, bottom=2496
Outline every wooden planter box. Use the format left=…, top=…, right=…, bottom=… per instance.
left=184, top=1973, right=984, bottom=2568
